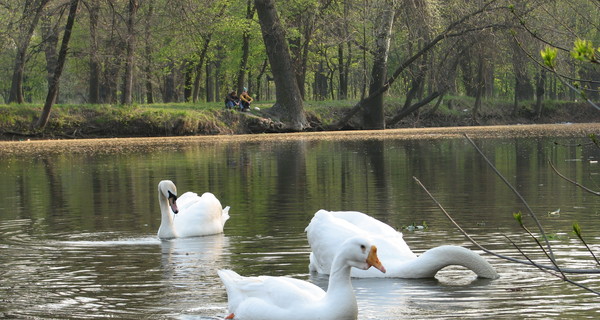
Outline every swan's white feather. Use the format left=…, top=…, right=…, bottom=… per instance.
left=158, top=181, right=229, bottom=239
left=307, top=210, right=497, bottom=279
left=219, top=236, right=385, bottom=320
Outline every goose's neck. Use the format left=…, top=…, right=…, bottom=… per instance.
left=325, top=256, right=357, bottom=310
left=158, top=193, right=175, bottom=238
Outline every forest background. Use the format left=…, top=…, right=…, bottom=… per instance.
left=0, top=0, right=599, bottom=139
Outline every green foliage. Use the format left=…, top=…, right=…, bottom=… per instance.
left=572, top=222, right=582, bottom=238
left=540, top=47, right=557, bottom=69
left=571, top=39, right=598, bottom=63
left=513, top=211, right=523, bottom=227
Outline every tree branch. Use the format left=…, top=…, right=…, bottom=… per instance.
left=463, top=133, right=557, bottom=260
left=412, top=176, right=600, bottom=275
left=549, top=160, right=600, bottom=196
left=329, top=0, right=505, bottom=129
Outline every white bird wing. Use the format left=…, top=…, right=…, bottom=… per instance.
left=331, top=211, right=415, bottom=259
left=175, top=191, right=199, bottom=211
left=306, top=210, right=416, bottom=276
left=218, top=270, right=324, bottom=314
left=173, top=192, right=228, bottom=237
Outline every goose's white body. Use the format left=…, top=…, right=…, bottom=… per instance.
left=157, top=180, right=230, bottom=239
left=306, top=210, right=497, bottom=279
left=218, top=236, right=386, bottom=320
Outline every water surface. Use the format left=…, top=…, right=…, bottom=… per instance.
left=1, top=126, right=600, bottom=319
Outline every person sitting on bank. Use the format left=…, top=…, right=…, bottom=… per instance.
left=239, top=88, right=254, bottom=111
left=225, top=91, right=239, bottom=110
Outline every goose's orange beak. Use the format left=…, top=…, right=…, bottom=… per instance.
left=366, top=245, right=386, bottom=273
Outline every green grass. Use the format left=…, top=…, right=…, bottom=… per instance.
left=0, top=97, right=595, bottom=138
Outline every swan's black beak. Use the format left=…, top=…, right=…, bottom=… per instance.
left=168, top=191, right=179, bottom=214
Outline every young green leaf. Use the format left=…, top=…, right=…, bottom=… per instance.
left=573, top=222, right=582, bottom=238
left=540, top=47, right=557, bottom=69
left=513, top=212, right=523, bottom=226
left=571, top=39, right=597, bottom=62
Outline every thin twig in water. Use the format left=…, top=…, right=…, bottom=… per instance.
left=507, top=233, right=600, bottom=295
left=549, top=160, right=600, bottom=196
left=504, top=235, right=564, bottom=280
left=573, top=223, right=600, bottom=266
left=412, top=176, right=600, bottom=274
left=514, top=212, right=566, bottom=279
left=463, top=133, right=557, bottom=261
left=413, top=176, right=600, bottom=295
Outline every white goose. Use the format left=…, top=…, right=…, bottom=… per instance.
left=306, top=210, right=497, bottom=279
left=157, top=180, right=230, bottom=239
left=218, top=236, right=386, bottom=320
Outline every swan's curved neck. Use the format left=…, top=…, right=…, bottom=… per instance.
left=158, top=192, right=176, bottom=238
left=394, top=245, right=498, bottom=279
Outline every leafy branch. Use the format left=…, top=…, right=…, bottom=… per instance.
left=413, top=133, right=600, bottom=296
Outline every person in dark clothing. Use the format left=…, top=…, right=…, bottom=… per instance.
left=225, top=91, right=240, bottom=110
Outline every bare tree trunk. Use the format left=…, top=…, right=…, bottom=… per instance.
left=192, top=37, right=211, bottom=103
left=205, top=61, right=214, bottom=102
left=236, top=0, right=255, bottom=93
left=472, top=52, right=485, bottom=124
left=337, top=1, right=351, bottom=100
left=214, top=47, right=223, bottom=101
left=255, top=58, right=268, bottom=101
left=36, top=0, right=79, bottom=129
left=8, top=0, right=50, bottom=104
left=164, top=62, right=176, bottom=102
left=184, top=61, right=194, bottom=102
left=511, top=38, right=533, bottom=113
left=87, top=1, right=100, bottom=103
left=363, top=2, right=395, bottom=130
left=314, top=61, right=328, bottom=100
left=143, top=0, right=154, bottom=104
left=122, top=0, right=138, bottom=105
left=40, top=10, right=59, bottom=103
left=535, top=69, right=546, bottom=118
left=338, top=43, right=349, bottom=100
left=255, top=0, right=307, bottom=131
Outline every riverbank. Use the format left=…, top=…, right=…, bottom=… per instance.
left=1, top=123, right=598, bottom=157
left=0, top=98, right=599, bottom=140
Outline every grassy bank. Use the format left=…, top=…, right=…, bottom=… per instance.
left=1, top=97, right=598, bottom=140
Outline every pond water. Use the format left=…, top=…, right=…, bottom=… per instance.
left=1, top=127, right=600, bottom=319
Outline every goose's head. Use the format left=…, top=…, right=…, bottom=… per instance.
left=341, top=237, right=386, bottom=273
left=158, top=180, right=179, bottom=214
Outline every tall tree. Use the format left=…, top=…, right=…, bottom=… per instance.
left=142, top=0, right=154, bottom=104
left=362, top=0, right=395, bottom=130
left=86, top=1, right=101, bottom=104
left=236, top=0, right=256, bottom=94
left=36, top=0, right=79, bottom=129
left=255, top=0, right=307, bottom=131
left=8, top=0, right=51, bottom=103
left=333, top=0, right=502, bottom=129
left=122, top=0, right=139, bottom=105
left=40, top=6, right=60, bottom=103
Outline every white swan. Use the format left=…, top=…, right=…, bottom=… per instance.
left=306, top=210, right=497, bottom=279
left=157, top=180, right=230, bottom=239
left=218, top=236, right=386, bottom=320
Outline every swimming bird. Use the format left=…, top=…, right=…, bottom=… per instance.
left=157, top=180, right=230, bottom=239
left=218, top=236, right=386, bottom=320
left=306, top=210, right=497, bottom=279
